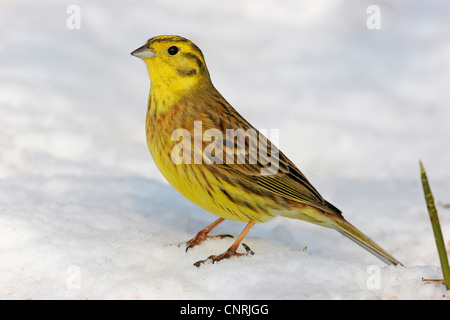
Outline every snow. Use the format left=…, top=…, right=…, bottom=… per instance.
left=1, top=0, right=450, bottom=300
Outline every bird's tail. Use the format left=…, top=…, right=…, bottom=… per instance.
left=330, top=216, right=403, bottom=266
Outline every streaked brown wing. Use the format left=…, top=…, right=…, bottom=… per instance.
left=200, top=91, right=342, bottom=216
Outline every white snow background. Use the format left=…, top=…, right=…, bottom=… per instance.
left=1, top=0, right=450, bottom=299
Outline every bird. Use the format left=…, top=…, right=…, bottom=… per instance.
left=131, top=35, right=402, bottom=267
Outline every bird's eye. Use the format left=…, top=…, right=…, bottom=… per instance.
left=168, top=46, right=179, bottom=55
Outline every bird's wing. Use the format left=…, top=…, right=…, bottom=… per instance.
left=199, top=95, right=341, bottom=216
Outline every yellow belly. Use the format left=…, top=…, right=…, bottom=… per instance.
left=146, top=122, right=278, bottom=223
left=150, top=149, right=265, bottom=222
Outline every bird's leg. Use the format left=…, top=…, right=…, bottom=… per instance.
left=194, top=221, right=255, bottom=267
left=184, top=218, right=233, bottom=252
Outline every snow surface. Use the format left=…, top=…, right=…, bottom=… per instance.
left=1, top=0, right=450, bottom=299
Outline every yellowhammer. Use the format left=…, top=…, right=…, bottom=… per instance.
left=131, top=35, right=402, bottom=267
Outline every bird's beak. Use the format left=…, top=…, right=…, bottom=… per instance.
left=131, top=44, right=155, bottom=59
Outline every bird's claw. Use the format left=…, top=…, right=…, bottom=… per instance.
left=193, top=243, right=254, bottom=267
left=184, top=233, right=234, bottom=252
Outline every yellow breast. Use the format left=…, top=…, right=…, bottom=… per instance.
left=145, top=103, right=277, bottom=223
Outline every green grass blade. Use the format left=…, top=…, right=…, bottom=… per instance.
left=420, top=161, right=450, bottom=290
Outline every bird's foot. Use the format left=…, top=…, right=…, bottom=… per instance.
left=193, top=243, right=254, bottom=267
left=183, top=232, right=234, bottom=252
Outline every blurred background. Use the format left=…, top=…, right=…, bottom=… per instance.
left=1, top=0, right=449, bottom=299
left=2, top=0, right=450, bottom=181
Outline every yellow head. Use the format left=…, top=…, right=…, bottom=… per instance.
left=131, top=35, right=212, bottom=102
